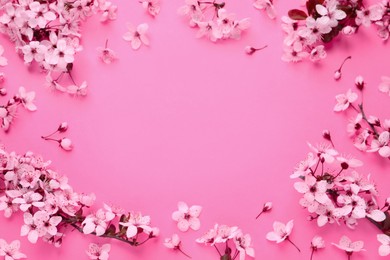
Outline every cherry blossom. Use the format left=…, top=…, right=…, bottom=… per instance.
left=0, top=146, right=159, bottom=249
left=123, top=23, right=149, bottom=50
left=253, top=0, right=276, bottom=19
left=310, top=236, right=325, bottom=260
left=379, top=76, right=390, bottom=96
left=377, top=234, right=390, bottom=256
left=334, top=89, right=358, bottom=112
left=86, top=243, right=111, bottom=260
left=178, top=1, right=250, bottom=42
left=17, top=87, right=37, bottom=112
left=163, top=234, right=191, bottom=258
left=292, top=140, right=387, bottom=231
left=0, top=239, right=26, bottom=260
left=119, top=212, right=154, bottom=238
left=234, top=231, right=255, bottom=260
left=266, top=220, right=300, bottom=251
left=336, top=77, right=390, bottom=159
left=172, top=201, right=202, bottom=232
left=283, top=0, right=389, bottom=62
left=332, top=236, right=365, bottom=259
left=97, top=41, right=117, bottom=64
left=141, top=0, right=161, bottom=17
left=197, top=224, right=254, bottom=260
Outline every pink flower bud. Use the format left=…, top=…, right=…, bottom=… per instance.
left=355, top=75, right=365, bottom=91
left=60, top=138, right=73, bottom=151
left=334, top=70, right=341, bottom=80
left=58, top=122, right=68, bottom=132
left=245, top=46, right=256, bottom=55
left=342, top=26, right=356, bottom=35
left=0, top=88, right=6, bottom=96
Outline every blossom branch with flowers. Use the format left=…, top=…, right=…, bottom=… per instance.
left=282, top=0, right=390, bottom=62
left=0, top=0, right=117, bottom=91
left=334, top=76, right=390, bottom=159
left=0, top=87, right=36, bottom=132
left=178, top=0, right=250, bottom=42
left=196, top=224, right=255, bottom=260
left=0, top=147, right=159, bottom=254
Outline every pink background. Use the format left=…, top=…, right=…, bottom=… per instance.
left=0, top=0, right=390, bottom=259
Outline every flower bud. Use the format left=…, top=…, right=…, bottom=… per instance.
left=342, top=26, right=356, bottom=35
left=0, top=88, right=6, bottom=96
left=245, top=46, right=256, bottom=55
left=334, top=70, right=341, bottom=80
left=60, top=138, right=73, bottom=151
left=355, top=75, right=365, bottom=91
left=58, top=122, right=68, bottom=132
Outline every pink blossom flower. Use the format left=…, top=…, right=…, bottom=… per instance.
left=20, top=211, right=46, bottom=243
left=172, top=201, right=202, bottom=232
left=234, top=231, right=255, bottom=260
left=82, top=209, right=115, bottom=236
left=379, top=76, right=390, bottom=96
left=17, top=87, right=37, bottom=112
left=377, top=234, right=390, bottom=256
left=334, top=89, right=358, bottom=112
left=266, top=220, right=300, bottom=251
left=315, top=0, right=346, bottom=27
left=119, top=212, right=153, bottom=238
left=368, top=131, right=390, bottom=157
left=294, top=175, right=330, bottom=205
left=0, top=239, right=26, bottom=260
left=123, top=23, right=149, bottom=50
left=0, top=45, right=8, bottom=66
left=309, top=45, right=326, bottom=61
left=67, top=81, right=87, bottom=96
left=141, top=0, right=160, bottom=17
left=97, top=46, right=117, bottom=64
left=310, top=236, right=325, bottom=260
left=332, top=236, right=365, bottom=258
left=86, top=243, right=111, bottom=260
left=100, top=2, right=118, bottom=22
left=355, top=4, right=384, bottom=27
left=253, top=0, right=276, bottom=19
left=164, top=234, right=191, bottom=258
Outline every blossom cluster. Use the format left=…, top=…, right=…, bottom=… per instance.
left=0, top=87, right=36, bottom=132
left=334, top=77, right=390, bottom=159
left=178, top=0, right=250, bottom=42
left=291, top=142, right=387, bottom=229
left=282, top=0, right=390, bottom=62
left=0, top=147, right=158, bottom=251
left=0, top=0, right=117, bottom=91
left=196, top=224, right=255, bottom=260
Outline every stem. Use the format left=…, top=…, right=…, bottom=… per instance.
left=255, top=211, right=263, bottom=219
left=67, top=70, right=77, bottom=85
left=214, top=244, right=222, bottom=256
left=104, top=39, right=109, bottom=49
left=41, top=136, right=60, bottom=143
left=41, top=130, right=59, bottom=139
left=255, top=45, right=268, bottom=51
left=177, top=247, right=192, bottom=259
left=338, top=56, right=352, bottom=71
left=333, top=168, right=344, bottom=179
left=286, top=237, right=300, bottom=252
left=358, top=103, right=379, bottom=137
left=310, top=248, right=314, bottom=260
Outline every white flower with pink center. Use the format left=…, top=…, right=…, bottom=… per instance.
left=172, top=201, right=202, bottom=232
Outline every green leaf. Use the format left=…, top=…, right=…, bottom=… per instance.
left=288, top=9, right=308, bottom=20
